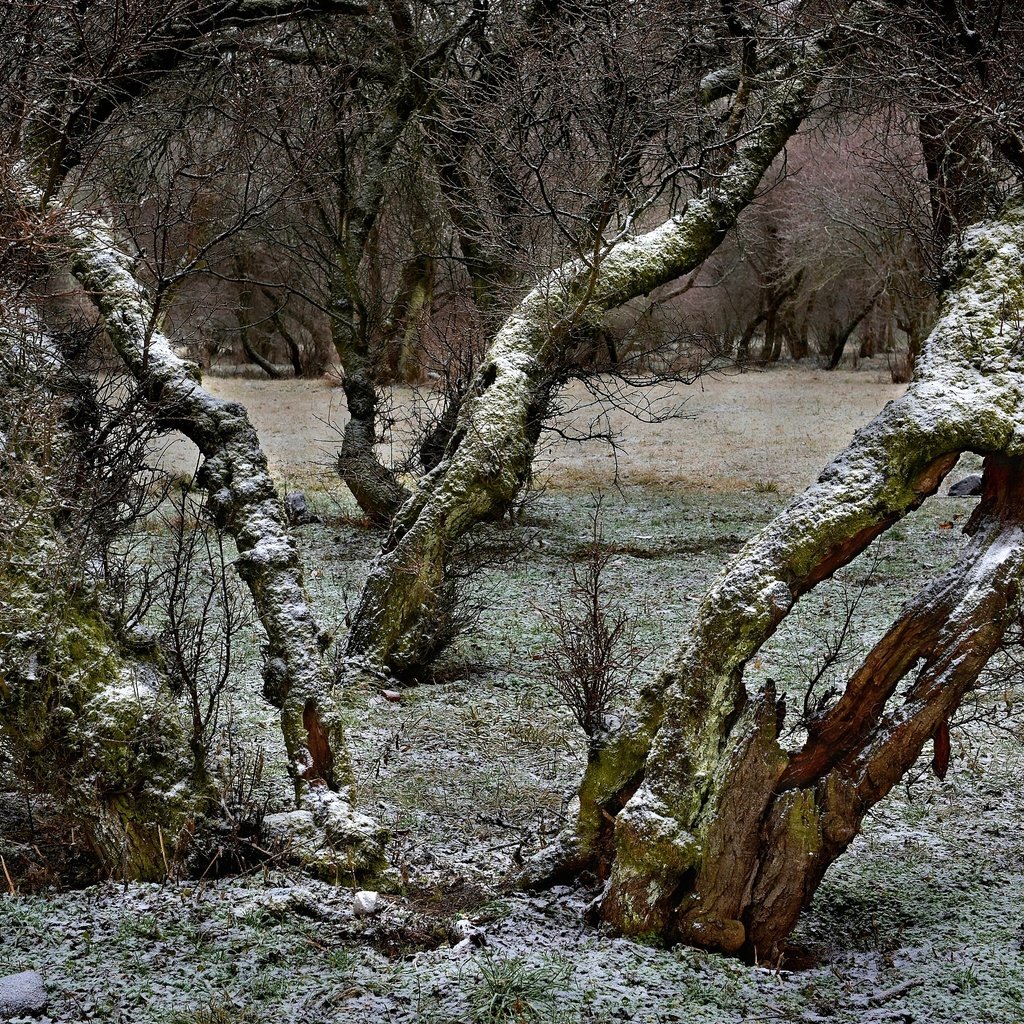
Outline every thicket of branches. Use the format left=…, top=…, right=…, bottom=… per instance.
left=5, top=0, right=1024, bottom=964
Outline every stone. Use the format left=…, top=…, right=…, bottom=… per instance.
left=284, top=490, right=321, bottom=525
left=353, top=890, right=381, bottom=916
left=260, top=791, right=386, bottom=881
left=0, top=970, right=48, bottom=1018
left=949, top=474, right=982, bottom=496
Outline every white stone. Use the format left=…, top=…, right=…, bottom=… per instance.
left=0, top=970, right=48, bottom=1017
left=353, top=890, right=381, bottom=916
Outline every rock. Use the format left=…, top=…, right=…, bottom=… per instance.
left=122, top=622, right=159, bottom=654
left=381, top=689, right=402, bottom=703
left=0, top=970, right=47, bottom=1018
left=949, top=474, right=982, bottom=496
left=353, top=890, right=381, bottom=916
left=260, top=791, right=387, bottom=880
left=284, top=490, right=321, bottom=525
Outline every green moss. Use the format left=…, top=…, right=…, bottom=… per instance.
left=779, top=788, right=823, bottom=858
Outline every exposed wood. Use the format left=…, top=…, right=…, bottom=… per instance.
left=542, top=196, right=1024, bottom=955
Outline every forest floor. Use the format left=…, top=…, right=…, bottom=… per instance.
left=3, top=362, right=1024, bottom=1023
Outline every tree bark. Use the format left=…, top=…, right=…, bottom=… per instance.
left=29, top=196, right=387, bottom=875
left=544, top=197, right=1024, bottom=958
left=0, top=317, right=202, bottom=880
left=334, top=318, right=413, bottom=525
left=345, top=22, right=848, bottom=674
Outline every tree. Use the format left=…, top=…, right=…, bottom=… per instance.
left=544, top=199, right=1024, bottom=961
left=2, top=0, right=384, bottom=879
left=344, top=3, right=865, bottom=674
left=526, top=0, right=1024, bottom=961
left=0, top=304, right=203, bottom=879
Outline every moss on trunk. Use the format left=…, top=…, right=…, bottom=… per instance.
left=346, top=25, right=842, bottom=673
left=550, top=199, right=1024, bottom=958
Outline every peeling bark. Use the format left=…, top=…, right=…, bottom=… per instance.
left=346, top=25, right=846, bottom=673
left=551, top=197, right=1024, bottom=957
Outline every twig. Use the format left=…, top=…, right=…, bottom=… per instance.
left=158, top=825, right=170, bottom=881
left=1, top=855, right=16, bottom=895
left=868, top=979, right=924, bottom=1007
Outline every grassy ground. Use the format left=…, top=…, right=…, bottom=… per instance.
left=3, top=441, right=1024, bottom=1023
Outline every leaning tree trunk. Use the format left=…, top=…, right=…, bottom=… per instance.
left=14, top=189, right=388, bottom=876
left=66, top=216, right=346, bottom=790
left=333, top=310, right=412, bottom=525
left=824, top=287, right=882, bottom=370
left=345, top=24, right=847, bottom=675
left=533, top=198, right=1024, bottom=960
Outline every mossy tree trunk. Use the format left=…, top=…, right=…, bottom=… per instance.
left=540, top=199, right=1024, bottom=960
left=345, top=22, right=850, bottom=675
left=333, top=302, right=412, bottom=524
left=55, top=208, right=386, bottom=874
left=1, top=583, right=202, bottom=882
left=64, top=214, right=346, bottom=791
left=0, top=317, right=202, bottom=881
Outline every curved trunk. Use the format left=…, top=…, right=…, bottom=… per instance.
left=38, top=196, right=386, bottom=876
left=345, top=30, right=843, bottom=673
left=61, top=214, right=387, bottom=872
left=548, top=199, right=1024, bottom=957
left=334, top=319, right=412, bottom=524
left=238, top=260, right=281, bottom=379
left=67, top=216, right=347, bottom=792
left=824, top=288, right=882, bottom=370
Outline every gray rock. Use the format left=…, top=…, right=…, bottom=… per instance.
left=0, top=970, right=47, bottom=1018
left=949, top=474, right=982, bottom=496
left=285, top=490, right=321, bottom=525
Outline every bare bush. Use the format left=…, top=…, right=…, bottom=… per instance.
left=538, top=502, right=639, bottom=745
left=158, top=490, right=253, bottom=778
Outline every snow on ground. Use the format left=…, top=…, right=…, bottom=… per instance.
left=3, top=366, right=1022, bottom=1023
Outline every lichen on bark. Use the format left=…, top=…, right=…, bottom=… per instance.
left=548, top=198, right=1024, bottom=958
left=345, top=22, right=844, bottom=675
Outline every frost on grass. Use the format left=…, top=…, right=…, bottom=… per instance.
left=2, top=489, right=1023, bottom=1021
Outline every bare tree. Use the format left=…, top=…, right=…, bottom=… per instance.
left=345, top=2, right=867, bottom=674
left=2, top=0, right=385, bottom=879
